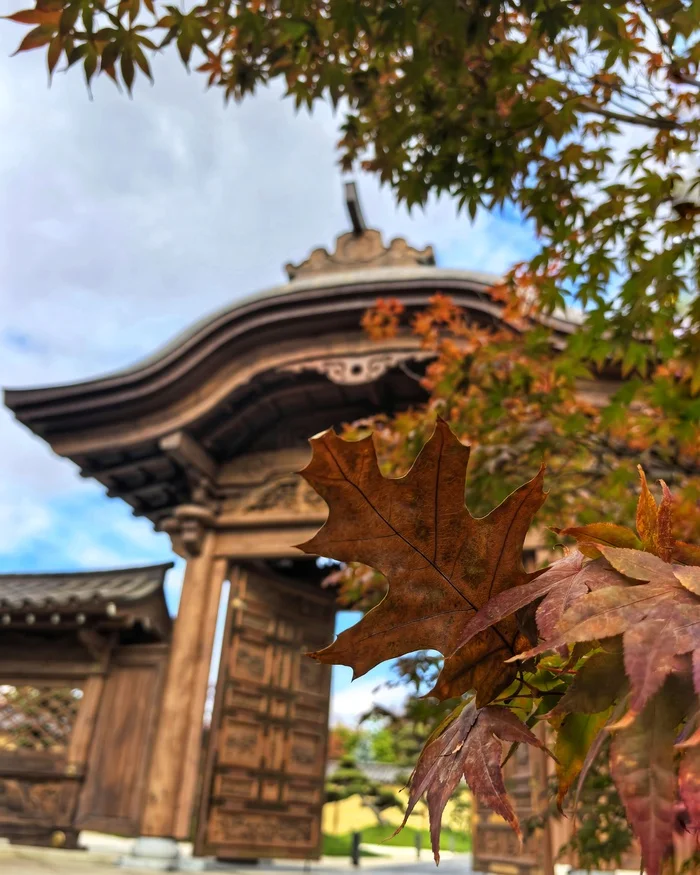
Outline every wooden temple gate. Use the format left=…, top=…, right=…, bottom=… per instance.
left=0, top=566, right=171, bottom=848
left=3, top=186, right=609, bottom=864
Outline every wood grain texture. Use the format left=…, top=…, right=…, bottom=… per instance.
left=141, top=534, right=224, bottom=839
left=67, top=674, right=106, bottom=768
left=76, top=644, right=168, bottom=836
left=196, top=564, right=334, bottom=860
left=173, top=556, right=229, bottom=839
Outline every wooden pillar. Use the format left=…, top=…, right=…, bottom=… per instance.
left=173, top=555, right=230, bottom=839
left=532, top=727, right=555, bottom=875
left=141, top=531, right=228, bottom=840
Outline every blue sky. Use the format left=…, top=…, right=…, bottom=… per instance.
left=0, top=27, right=540, bottom=725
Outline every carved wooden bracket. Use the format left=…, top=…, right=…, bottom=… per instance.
left=279, top=350, right=434, bottom=386
left=159, top=504, right=216, bottom=559
left=159, top=431, right=217, bottom=483
left=156, top=431, right=222, bottom=556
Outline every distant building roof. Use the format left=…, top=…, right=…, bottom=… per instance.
left=287, top=181, right=435, bottom=279
left=0, top=563, right=173, bottom=640
left=326, top=759, right=406, bottom=784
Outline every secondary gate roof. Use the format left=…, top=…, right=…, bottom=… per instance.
left=0, top=563, right=172, bottom=639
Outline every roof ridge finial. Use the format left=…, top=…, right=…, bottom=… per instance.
left=284, top=182, right=435, bottom=279
left=344, top=180, right=367, bottom=236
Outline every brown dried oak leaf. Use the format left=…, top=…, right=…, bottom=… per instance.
left=397, top=700, right=548, bottom=863
left=299, top=419, right=546, bottom=706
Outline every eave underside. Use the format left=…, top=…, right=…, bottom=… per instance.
left=74, top=364, right=427, bottom=523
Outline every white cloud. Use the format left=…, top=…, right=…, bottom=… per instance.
left=330, top=674, right=409, bottom=727
left=0, top=496, right=52, bottom=554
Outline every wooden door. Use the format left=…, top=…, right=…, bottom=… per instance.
left=75, top=644, right=168, bottom=835
left=196, top=564, right=335, bottom=860
left=472, top=742, right=549, bottom=875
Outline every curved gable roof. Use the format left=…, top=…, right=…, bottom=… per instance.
left=4, top=266, right=576, bottom=431
left=3, top=264, right=579, bottom=525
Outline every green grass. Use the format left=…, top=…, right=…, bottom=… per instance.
left=361, top=823, right=472, bottom=852
left=322, top=833, right=383, bottom=857
left=322, top=824, right=472, bottom=856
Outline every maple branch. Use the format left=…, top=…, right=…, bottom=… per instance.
left=578, top=99, right=681, bottom=131
left=529, top=66, right=682, bottom=132
left=637, top=0, right=674, bottom=61
left=670, top=71, right=700, bottom=89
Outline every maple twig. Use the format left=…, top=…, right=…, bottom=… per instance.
left=501, top=740, right=520, bottom=769
left=498, top=696, right=535, bottom=710
left=637, top=0, right=674, bottom=63
left=518, top=676, right=543, bottom=696
left=671, top=71, right=700, bottom=89
left=496, top=680, right=526, bottom=703
left=578, top=98, right=680, bottom=130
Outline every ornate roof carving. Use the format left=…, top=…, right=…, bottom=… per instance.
left=286, top=183, right=435, bottom=279
left=279, top=349, right=434, bottom=385
left=285, top=229, right=435, bottom=280
left=236, top=474, right=325, bottom=516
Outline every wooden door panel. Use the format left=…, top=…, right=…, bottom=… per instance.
left=76, top=645, right=167, bottom=836
left=473, top=743, right=546, bottom=875
left=207, top=809, right=319, bottom=852
left=196, top=566, right=334, bottom=860
left=0, top=678, right=87, bottom=847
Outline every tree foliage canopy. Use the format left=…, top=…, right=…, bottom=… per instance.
left=6, top=0, right=700, bottom=386
left=329, top=294, right=700, bottom=614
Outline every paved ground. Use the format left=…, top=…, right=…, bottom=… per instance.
left=0, top=837, right=472, bottom=875
left=228, top=860, right=471, bottom=874
left=0, top=851, right=473, bottom=875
